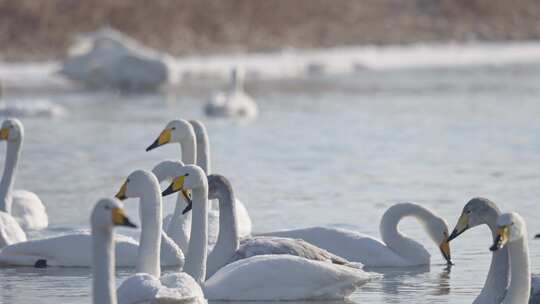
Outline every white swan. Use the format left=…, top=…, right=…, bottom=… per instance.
left=447, top=197, right=540, bottom=303
left=91, top=198, right=137, bottom=304
left=114, top=169, right=205, bottom=304
left=489, top=212, right=531, bottom=304
left=205, top=173, right=360, bottom=278
left=162, top=165, right=376, bottom=301
left=0, top=118, right=48, bottom=231
left=204, top=67, right=258, bottom=119
left=258, top=202, right=452, bottom=267
left=0, top=172, right=183, bottom=267
left=146, top=119, right=252, bottom=246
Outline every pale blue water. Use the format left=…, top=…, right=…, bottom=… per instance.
left=0, top=63, right=539, bottom=303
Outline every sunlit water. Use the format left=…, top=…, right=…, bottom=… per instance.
left=0, top=63, right=540, bottom=304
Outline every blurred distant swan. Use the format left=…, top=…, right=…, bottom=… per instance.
left=146, top=119, right=252, bottom=250
left=160, top=165, right=375, bottom=301
left=90, top=198, right=136, bottom=304
left=258, top=203, right=453, bottom=267
left=115, top=170, right=202, bottom=304
left=488, top=212, right=533, bottom=304
left=205, top=68, right=258, bottom=119
left=447, top=198, right=540, bottom=303
left=0, top=119, right=48, bottom=231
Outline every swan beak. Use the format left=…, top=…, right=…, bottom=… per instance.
left=490, top=226, right=509, bottom=251
left=180, top=190, right=193, bottom=214
left=146, top=128, right=172, bottom=151
left=439, top=240, right=453, bottom=265
left=0, top=128, right=8, bottom=140
left=115, top=181, right=128, bottom=201
left=162, top=175, right=185, bottom=196
left=447, top=213, right=469, bottom=242
left=112, top=207, right=137, bottom=228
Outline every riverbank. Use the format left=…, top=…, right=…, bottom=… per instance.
left=2, top=0, right=540, bottom=61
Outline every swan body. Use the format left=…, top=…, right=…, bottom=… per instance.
left=0, top=211, right=26, bottom=248
left=0, top=118, right=48, bottom=231
left=204, top=68, right=258, bottom=119
left=115, top=170, right=203, bottom=304
left=205, top=174, right=358, bottom=278
left=162, top=165, right=376, bottom=301
left=489, top=212, right=530, bottom=304
left=447, top=197, right=539, bottom=303
left=90, top=198, right=137, bottom=304
left=258, top=203, right=452, bottom=267
left=146, top=119, right=252, bottom=251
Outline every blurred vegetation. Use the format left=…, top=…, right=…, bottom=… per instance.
left=1, top=0, right=540, bottom=60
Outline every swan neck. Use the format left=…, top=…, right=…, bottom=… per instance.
left=0, top=140, right=21, bottom=213
left=136, top=183, right=162, bottom=278
left=180, top=135, right=196, bottom=165
left=165, top=194, right=191, bottom=253
left=183, top=186, right=208, bottom=283
left=195, top=131, right=211, bottom=175
left=92, top=226, right=117, bottom=304
left=505, top=236, right=530, bottom=303
left=214, top=179, right=239, bottom=250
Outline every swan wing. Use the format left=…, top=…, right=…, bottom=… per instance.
left=257, top=227, right=410, bottom=267
left=204, top=254, right=376, bottom=301
left=0, top=211, right=26, bottom=248
left=234, top=199, right=252, bottom=238
left=11, top=190, right=48, bottom=230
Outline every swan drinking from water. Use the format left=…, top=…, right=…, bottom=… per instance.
left=0, top=118, right=47, bottom=232
left=489, top=212, right=532, bottom=304
left=146, top=119, right=252, bottom=246
left=258, top=202, right=452, bottom=267
left=447, top=197, right=540, bottom=303
left=91, top=198, right=137, bottom=304
left=161, top=165, right=376, bottom=301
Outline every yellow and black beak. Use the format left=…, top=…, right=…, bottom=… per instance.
left=112, top=207, right=137, bottom=228
left=0, top=127, right=9, bottom=140
left=447, top=213, right=469, bottom=242
left=439, top=238, right=453, bottom=265
left=162, top=175, right=192, bottom=214
left=146, top=128, right=172, bottom=151
left=490, top=225, right=509, bottom=251
left=115, top=181, right=128, bottom=201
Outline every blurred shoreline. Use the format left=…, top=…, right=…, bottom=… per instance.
left=2, top=0, right=540, bottom=61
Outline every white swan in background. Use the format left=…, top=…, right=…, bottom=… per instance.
left=146, top=119, right=252, bottom=246
left=115, top=169, right=204, bottom=304
left=205, top=67, right=258, bottom=119
left=489, top=212, right=531, bottom=304
left=91, top=198, right=137, bottom=304
left=0, top=172, right=183, bottom=267
left=447, top=197, right=540, bottom=303
left=0, top=118, right=48, bottom=231
left=162, top=165, right=376, bottom=301
left=258, top=202, right=453, bottom=267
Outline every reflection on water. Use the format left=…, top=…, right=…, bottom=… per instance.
left=0, top=63, right=539, bottom=303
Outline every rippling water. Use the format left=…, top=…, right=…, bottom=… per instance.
left=0, top=63, right=539, bottom=304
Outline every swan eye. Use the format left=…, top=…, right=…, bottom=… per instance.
left=126, top=179, right=130, bottom=183
left=184, top=173, right=189, bottom=176
left=466, top=210, right=471, bottom=214
left=104, top=205, right=111, bottom=210
left=171, top=127, right=176, bottom=130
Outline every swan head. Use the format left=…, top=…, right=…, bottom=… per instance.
left=490, top=212, right=526, bottom=251
left=161, top=165, right=207, bottom=213
left=91, top=198, right=137, bottom=230
left=447, top=197, right=501, bottom=242
left=188, top=120, right=208, bottom=144
left=0, top=118, right=23, bottom=143
left=146, top=120, right=194, bottom=151
left=151, top=160, right=192, bottom=205
left=115, top=170, right=158, bottom=200
left=207, top=174, right=233, bottom=200
left=425, top=216, right=453, bottom=265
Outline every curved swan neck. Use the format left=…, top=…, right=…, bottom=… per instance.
left=379, top=203, right=434, bottom=263
left=504, top=235, right=530, bottom=303
left=92, top=225, right=116, bottom=304
left=189, top=121, right=211, bottom=175
left=0, top=139, right=21, bottom=213
left=165, top=194, right=191, bottom=252
left=136, top=179, right=162, bottom=278
left=183, top=185, right=208, bottom=283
